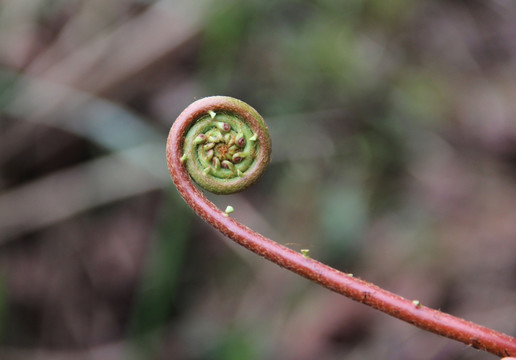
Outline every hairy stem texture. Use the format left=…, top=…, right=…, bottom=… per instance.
left=167, top=96, right=516, bottom=358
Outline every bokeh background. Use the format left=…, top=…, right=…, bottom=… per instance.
left=1, top=0, right=515, bottom=359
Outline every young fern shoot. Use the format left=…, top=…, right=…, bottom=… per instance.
left=166, top=96, right=516, bottom=358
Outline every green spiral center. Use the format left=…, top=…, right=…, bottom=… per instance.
left=182, top=111, right=260, bottom=194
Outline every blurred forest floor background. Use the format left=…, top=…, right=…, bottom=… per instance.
left=0, top=0, right=515, bottom=359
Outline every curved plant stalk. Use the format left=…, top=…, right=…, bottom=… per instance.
left=167, top=96, right=516, bottom=358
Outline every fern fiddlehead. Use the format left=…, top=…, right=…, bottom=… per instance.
left=174, top=96, right=271, bottom=194
left=166, top=96, right=516, bottom=358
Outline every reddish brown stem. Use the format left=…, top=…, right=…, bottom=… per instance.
left=166, top=99, right=516, bottom=358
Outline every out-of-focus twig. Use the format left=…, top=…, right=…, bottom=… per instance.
left=10, top=1, right=205, bottom=121
left=0, top=143, right=168, bottom=244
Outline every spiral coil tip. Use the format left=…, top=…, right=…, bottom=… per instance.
left=168, top=96, right=271, bottom=194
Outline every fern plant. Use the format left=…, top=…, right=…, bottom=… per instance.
left=167, top=96, right=516, bottom=358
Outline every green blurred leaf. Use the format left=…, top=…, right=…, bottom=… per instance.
left=127, top=188, right=192, bottom=359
